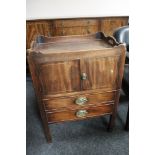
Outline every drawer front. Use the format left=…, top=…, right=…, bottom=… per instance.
left=47, top=104, right=113, bottom=123
left=43, top=91, right=115, bottom=111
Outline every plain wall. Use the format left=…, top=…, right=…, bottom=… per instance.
left=26, top=0, right=129, bottom=20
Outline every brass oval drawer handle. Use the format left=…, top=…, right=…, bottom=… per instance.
left=81, top=73, right=87, bottom=80
left=75, top=97, right=88, bottom=106
left=76, top=110, right=88, bottom=118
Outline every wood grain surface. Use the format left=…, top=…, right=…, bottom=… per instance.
left=27, top=32, right=126, bottom=142
left=43, top=90, right=116, bottom=112
left=47, top=104, right=114, bottom=124
left=26, top=17, right=128, bottom=49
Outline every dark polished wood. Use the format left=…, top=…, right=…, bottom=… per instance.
left=43, top=90, right=115, bottom=112
left=27, top=32, right=125, bottom=142
left=47, top=104, right=114, bottom=124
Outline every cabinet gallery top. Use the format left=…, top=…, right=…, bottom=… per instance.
left=27, top=32, right=125, bottom=54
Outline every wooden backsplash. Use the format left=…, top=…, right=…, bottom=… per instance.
left=26, top=17, right=129, bottom=49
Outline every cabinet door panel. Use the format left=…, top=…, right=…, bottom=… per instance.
left=81, top=56, right=119, bottom=90
left=38, top=60, right=81, bottom=94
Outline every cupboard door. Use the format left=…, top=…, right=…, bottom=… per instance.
left=81, top=56, right=119, bottom=90
left=38, top=60, right=81, bottom=94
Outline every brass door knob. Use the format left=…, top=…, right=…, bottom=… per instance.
left=75, top=97, right=88, bottom=106
left=76, top=110, right=88, bottom=118
left=81, top=73, right=87, bottom=80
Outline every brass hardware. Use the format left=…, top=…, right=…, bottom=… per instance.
left=76, top=110, right=88, bottom=118
left=81, top=73, right=87, bottom=80
left=75, top=97, right=88, bottom=106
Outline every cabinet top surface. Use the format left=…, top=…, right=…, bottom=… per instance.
left=30, top=33, right=120, bottom=54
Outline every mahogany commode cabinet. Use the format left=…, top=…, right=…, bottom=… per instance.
left=27, top=32, right=125, bottom=143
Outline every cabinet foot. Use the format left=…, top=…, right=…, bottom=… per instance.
left=43, top=124, right=52, bottom=143
left=107, top=114, right=116, bottom=132
left=39, top=106, right=52, bottom=143
left=125, top=107, right=129, bottom=131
